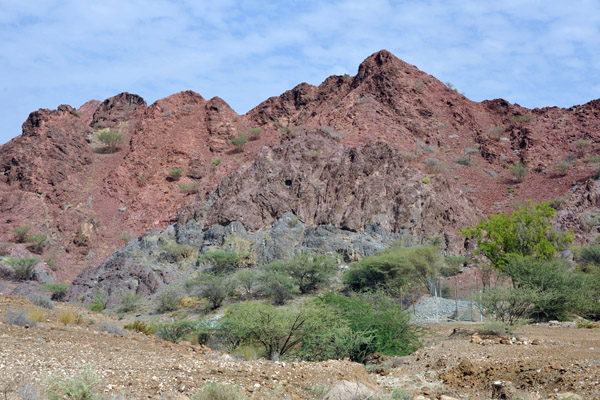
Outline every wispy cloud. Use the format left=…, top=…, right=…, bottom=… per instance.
left=1, top=0, right=599, bottom=143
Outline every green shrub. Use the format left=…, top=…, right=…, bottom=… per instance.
left=318, top=292, right=421, bottom=360
left=30, top=295, right=55, bottom=309
left=455, top=155, right=472, bottom=166
left=211, top=158, right=221, bottom=167
left=46, top=366, right=102, bottom=400
left=510, top=114, right=533, bottom=126
left=579, top=245, right=600, bottom=265
left=234, top=269, right=260, bottom=297
left=162, top=242, right=197, bottom=261
left=96, top=130, right=123, bottom=152
left=59, top=311, right=75, bottom=326
left=124, top=320, right=156, bottom=335
left=0, top=242, right=10, bottom=256
left=264, top=253, right=337, bottom=294
left=99, top=322, right=123, bottom=336
left=178, top=182, right=200, bottom=194
left=168, top=168, right=184, bottom=181
left=421, top=176, right=430, bottom=184
left=86, top=291, right=108, bottom=313
left=509, top=162, right=528, bottom=182
left=40, top=283, right=69, bottom=301
left=248, top=128, right=262, bottom=141
left=199, top=250, right=246, bottom=273
left=220, top=301, right=310, bottom=360
left=487, top=126, right=505, bottom=141
left=231, top=132, right=248, bottom=152
left=117, top=291, right=141, bottom=313
left=156, top=287, right=181, bottom=313
left=193, top=383, right=249, bottom=400
left=423, top=157, right=443, bottom=174
left=479, top=285, right=540, bottom=324
left=480, top=321, right=514, bottom=336
left=25, top=234, right=47, bottom=254
left=258, top=267, right=299, bottom=305
left=576, top=319, right=598, bottom=329
left=12, top=225, right=31, bottom=243
left=188, top=273, right=231, bottom=310
left=573, top=139, right=592, bottom=157
left=555, top=161, right=572, bottom=176
left=5, top=257, right=39, bottom=280
left=155, top=320, right=196, bottom=343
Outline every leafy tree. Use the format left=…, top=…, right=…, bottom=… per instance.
left=462, top=201, right=573, bottom=270
left=343, top=245, right=445, bottom=294
left=264, top=253, right=337, bottom=294
left=96, top=131, right=123, bottom=152
left=220, top=301, right=310, bottom=360
left=188, top=272, right=236, bottom=310
left=259, top=266, right=299, bottom=305
left=200, top=250, right=246, bottom=273
left=234, top=269, right=260, bottom=298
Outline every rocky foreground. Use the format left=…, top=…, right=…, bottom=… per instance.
left=1, top=295, right=599, bottom=399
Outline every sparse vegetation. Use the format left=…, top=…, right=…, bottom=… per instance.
left=193, top=383, right=249, bottom=400
left=12, top=225, right=31, bottom=243
left=99, top=321, right=123, bottom=335
left=199, top=250, right=246, bottom=273
left=96, top=130, right=123, bottom=152
left=117, top=291, right=141, bottom=313
left=168, top=168, right=184, bottom=181
left=488, top=126, right=505, bottom=141
left=41, top=283, right=69, bottom=301
left=156, top=287, right=181, bottom=313
left=30, top=295, right=55, bottom=309
left=248, top=128, right=262, bottom=141
left=26, top=308, right=45, bottom=323
left=231, top=132, right=248, bottom=152
left=162, top=242, right=197, bottom=261
left=59, top=310, right=75, bottom=326
left=124, top=320, right=156, bottom=335
left=86, top=291, right=108, bottom=313
left=573, top=138, right=592, bottom=157
left=423, top=157, right=443, bottom=174
left=26, top=234, right=47, bottom=254
left=5, top=257, right=39, bottom=280
left=555, top=161, right=572, bottom=176
left=179, top=182, right=200, bottom=194
left=155, top=320, right=196, bottom=343
left=46, top=366, right=103, bottom=400
left=211, top=158, right=221, bottom=167
left=3, top=309, right=36, bottom=327
left=509, top=162, right=528, bottom=182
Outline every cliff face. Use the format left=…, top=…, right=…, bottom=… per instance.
left=1, top=50, right=600, bottom=287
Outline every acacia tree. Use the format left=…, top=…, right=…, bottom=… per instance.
left=462, top=201, right=573, bottom=271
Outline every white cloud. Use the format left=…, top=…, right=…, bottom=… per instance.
left=0, top=0, right=599, bottom=143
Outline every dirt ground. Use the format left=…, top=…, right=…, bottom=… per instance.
left=1, top=295, right=599, bottom=399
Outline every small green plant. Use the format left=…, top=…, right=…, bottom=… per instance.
left=5, top=257, right=39, bottom=280
left=211, top=158, right=221, bottom=167
left=46, top=366, right=103, bottom=400
left=421, top=176, right=430, bottom=184
left=248, top=128, right=262, bottom=141
left=178, top=182, right=200, bottom=194
left=26, top=234, right=47, bottom=254
left=423, top=157, right=443, bottom=174
left=555, top=161, right=572, bottom=176
left=155, top=320, right=196, bottom=343
left=26, top=308, right=45, bottom=323
left=12, top=225, right=31, bottom=243
left=414, top=80, right=425, bottom=94
left=162, top=242, right=197, bottom=261
left=0, top=242, right=10, bottom=256
left=481, top=320, right=514, bottom=336
left=96, top=130, right=123, bottom=152
left=510, top=162, right=528, bottom=182
left=156, top=287, right=181, bottom=313
left=231, top=132, right=248, bottom=152
left=124, top=320, right=156, bottom=335
left=576, top=319, right=598, bottom=329
left=455, top=155, right=472, bottom=166
left=390, top=388, right=412, bottom=400
left=86, top=291, right=108, bottom=313
left=99, top=322, right=123, bottom=335
left=510, top=114, right=533, bottom=126
left=41, top=283, right=69, bottom=301
left=573, top=138, right=592, bottom=157
left=193, top=383, right=249, bottom=400
left=117, top=291, right=141, bottom=313
left=117, top=233, right=131, bottom=242
left=168, top=168, right=184, bottom=181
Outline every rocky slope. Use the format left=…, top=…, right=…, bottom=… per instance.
left=1, top=50, right=600, bottom=291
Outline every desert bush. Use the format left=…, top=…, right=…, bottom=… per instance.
left=30, top=295, right=55, bottom=309
left=99, top=322, right=123, bottom=335
left=455, top=155, right=472, bottom=166
left=579, top=245, right=600, bottom=265
left=12, top=225, right=31, bottom=243
left=178, top=182, right=200, bottom=194
left=509, top=162, right=527, bottom=182
left=117, top=291, right=141, bottom=313
left=258, top=267, right=299, bottom=305
left=263, top=253, right=337, bottom=294
left=555, top=161, right=571, bottom=176
left=199, top=250, right=246, bottom=273
left=220, top=301, right=310, bottom=360
left=510, top=114, right=533, bottom=126
left=41, top=283, right=69, bottom=301
left=577, top=319, right=598, bottom=329
left=234, top=269, right=259, bottom=298
left=573, top=138, right=592, bottom=157
left=162, top=242, right=197, bottom=261
left=155, top=320, right=196, bottom=343
left=59, top=311, right=75, bottom=326
left=248, top=128, right=262, bottom=141
left=26, top=235, right=47, bottom=254
left=193, top=383, right=249, bottom=400
left=5, top=257, right=38, bottom=280
left=96, top=131, right=123, bottom=152
left=231, top=132, right=248, bottom=152
left=211, top=158, right=221, bottom=167
left=46, top=366, right=102, bottom=400
left=26, top=308, right=45, bottom=323
left=156, top=287, right=181, bottom=313
left=321, top=126, right=344, bottom=140
left=423, top=157, right=443, bottom=173
left=86, top=291, right=108, bottom=313
left=479, top=285, right=540, bottom=324
left=124, top=320, right=156, bottom=335
left=0, top=242, right=10, bottom=256
left=480, top=321, right=513, bottom=336
left=3, top=309, right=36, bottom=327
left=188, top=272, right=232, bottom=310
left=168, top=168, right=184, bottom=181
left=487, top=126, right=505, bottom=141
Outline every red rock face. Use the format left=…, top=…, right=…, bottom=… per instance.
left=1, top=49, right=599, bottom=280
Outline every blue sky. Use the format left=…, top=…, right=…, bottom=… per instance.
left=1, top=0, right=599, bottom=144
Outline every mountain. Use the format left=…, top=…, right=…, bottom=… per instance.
left=1, top=50, right=600, bottom=293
